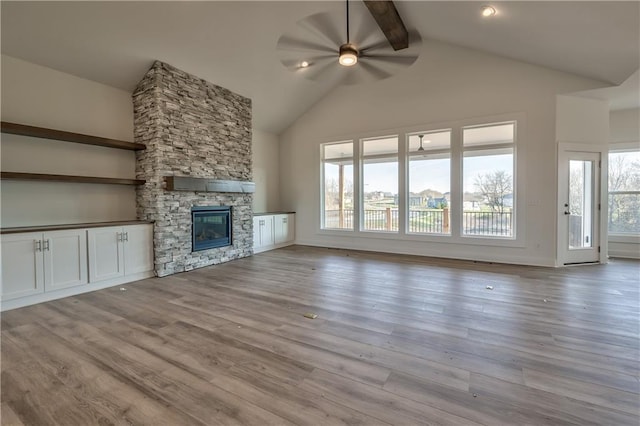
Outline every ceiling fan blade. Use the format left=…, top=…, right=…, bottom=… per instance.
left=300, top=12, right=344, bottom=48
left=363, top=0, right=409, bottom=51
left=359, top=39, right=393, bottom=55
left=303, top=57, right=339, bottom=81
left=359, top=60, right=393, bottom=80
left=277, top=35, right=336, bottom=54
left=360, top=53, right=418, bottom=66
left=280, top=54, right=336, bottom=71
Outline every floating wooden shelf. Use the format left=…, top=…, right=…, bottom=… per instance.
left=1, top=121, right=146, bottom=151
left=1, top=172, right=145, bottom=186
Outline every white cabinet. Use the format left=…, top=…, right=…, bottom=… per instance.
left=253, top=216, right=275, bottom=250
left=88, top=224, right=153, bottom=283
left=253, top=213, right=295, bottom=253
left=1, top=229, right=88, bottom=301
left=274, top=214, right=295, bottom=244
left=1, top=222, right=153, bottom=311
left=1, top=232, right=44, bottom=300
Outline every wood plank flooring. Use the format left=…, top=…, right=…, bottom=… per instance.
left=2, top=245, right=639, bottom=425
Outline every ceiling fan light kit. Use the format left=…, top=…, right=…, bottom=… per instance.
left=339, top=44, right=359, bottom=66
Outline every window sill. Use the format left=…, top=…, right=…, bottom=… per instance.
left=608, top=234, right=640, bottom=243
left=318, top=228, right=525, bottom=248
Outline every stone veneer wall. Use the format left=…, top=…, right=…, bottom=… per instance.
left=133, top=61, right=253, bottom=277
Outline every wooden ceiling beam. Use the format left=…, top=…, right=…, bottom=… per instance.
left=363, top=0, right=409, bottom=51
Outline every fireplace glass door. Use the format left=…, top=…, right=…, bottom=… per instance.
left=192, top=206, right=232, bottom=251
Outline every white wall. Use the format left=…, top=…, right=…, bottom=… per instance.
left=556, top=95, right=610, bottom=144
left=252, top=129, right=280, bottom=213
left=608, top=108, right=640, bottom=259
left=279, top=40, right=606, bottom=266
left=610, top=108, right=640, bottom=143
left=1, top=55, right=136, bottom=227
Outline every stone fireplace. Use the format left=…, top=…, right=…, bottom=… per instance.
left=133, top=61, right=253, bottom=277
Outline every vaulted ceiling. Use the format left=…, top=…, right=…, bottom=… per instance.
left=2, top=1, right=638, bottom=134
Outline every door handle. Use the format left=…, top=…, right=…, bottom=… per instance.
left=123, top=232, right=129, bottom=242
left=35, top=240, right=42, bottom=252
left=564, top=211, right=571, bottom=215
left=43, top=239, right=50, bottom=251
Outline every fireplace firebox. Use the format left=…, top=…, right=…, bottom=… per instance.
left=192, top=206, right=232, bottom=251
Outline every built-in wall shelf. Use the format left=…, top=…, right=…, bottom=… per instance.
left=1, top=172, right=145, bottom=186
left=1, top=121, right=146, bottom=151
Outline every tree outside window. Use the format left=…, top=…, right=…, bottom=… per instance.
left=608, top=150, right=640, bottom=234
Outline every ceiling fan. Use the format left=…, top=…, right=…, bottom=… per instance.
left=277, top=0, right=421, bottom=85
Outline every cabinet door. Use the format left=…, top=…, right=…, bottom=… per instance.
left=261, top=216, right=275, bottom=247
left=1, top=233, right=44, bottom=300
left=88, top=227, right=124, bottom=283
left=43, top=230, right=89, bottom=291
left=274, top=214, right=288, bottom=244
left=285, top=214, right=295, bottom=243
left=122, top=224, right=154, bottom=275
left=253, top=217, right=262, bottom=248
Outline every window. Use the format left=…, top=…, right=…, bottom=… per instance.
left=608, top=149, right=640, bottom=234
left=322, top=142, right=354, bottom=230
left=407, top=130, right=451, bottom=234
left=361, top=136, right=398, bottom=232
left=462, top=122, right=515, bottom=237
left=319, top=116, right=519, bottom=243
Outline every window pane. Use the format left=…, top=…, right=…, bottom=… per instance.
left=609, top=151, right=640, bottom=192
left=569, top=160, right=594, bottom=248
left=323, top=142, right=353, bottom=160
left=362, top=136, right=398, bottom=156
left=408, top=130, right=451, bottom=152
left=323, top=162, right=354, bottom=229
left=463, top=123, right=514, bottom=147
left=362, top=158, right=398, bottom=231
left=609, top=193, right=640, bottom=234
left=463, top=150, right=514, bottom=237
left=608, top=150, right=640, bottom=234
left=408, top=155, right=450, bottom=234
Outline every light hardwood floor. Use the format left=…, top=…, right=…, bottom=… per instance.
left=2, top=245, right=639, bottom=425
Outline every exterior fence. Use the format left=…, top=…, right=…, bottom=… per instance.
left=324, top=209, right=513, bottom=236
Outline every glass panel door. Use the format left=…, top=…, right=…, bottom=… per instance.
left=559, top=151, right=600, bottom=265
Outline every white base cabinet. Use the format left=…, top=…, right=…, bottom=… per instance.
left=88, top=224, right=154, bottom=283
left=253, top=213, right=295, bottom=253
left=1, top=223, right=154, bottom=311
left=1, top=229, right=88, bottom=301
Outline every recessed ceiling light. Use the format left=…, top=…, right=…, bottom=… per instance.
left=300, top=61, right=310, bottom=68
left=481, top=5, right=496, bottom=17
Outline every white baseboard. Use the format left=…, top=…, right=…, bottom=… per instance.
left=294, top=238, right=556, bottom=268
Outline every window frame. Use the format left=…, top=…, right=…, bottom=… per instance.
left=461, top=121, right=517, bottom=240
left=359, top=135, right=400, bottom=233
left=405, top=129, right=452, bottom=236
left=317, top=113, right=525, bottom=248
left=608, top=143, right=640, bottom=238
left=320, top=140, right=355, bottom=232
